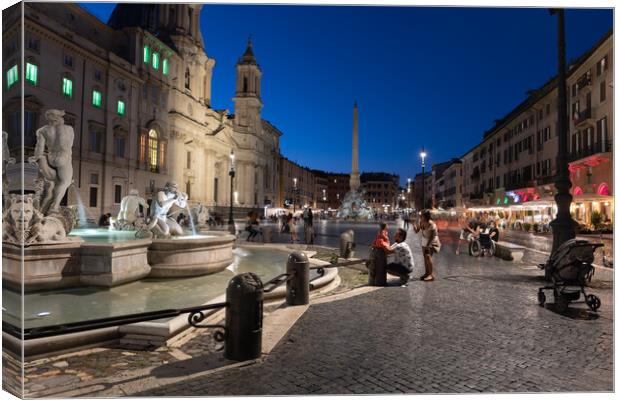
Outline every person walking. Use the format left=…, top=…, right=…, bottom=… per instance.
left=287, top=212, right=298, bottom=243
left=403, top=213, right=410, bottom=230
left=413, top=210, right=441, bottom=281
left=304, top=207, right=314, bottom=244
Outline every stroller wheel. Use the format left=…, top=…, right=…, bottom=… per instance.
left=586, top=294, right=601, bottom=312
left=537, top=290, right=546, bottom=306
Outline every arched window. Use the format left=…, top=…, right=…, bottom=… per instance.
left=148, top=129, right=159, bottom=172
left=185, top=67, right=190, bottom=89
left=597, top=183, right=610, bottom=196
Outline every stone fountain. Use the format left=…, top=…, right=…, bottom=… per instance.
left=2, top=109, right=235, bottom=292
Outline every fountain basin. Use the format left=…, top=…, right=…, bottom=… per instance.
left=80, top=239, right=152, bottom=287
left=3, top=241, right=83, bottom=292
left=147, top=232, right=236, bottom=278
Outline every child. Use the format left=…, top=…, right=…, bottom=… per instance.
left=371, top=222, right=391, bottom=251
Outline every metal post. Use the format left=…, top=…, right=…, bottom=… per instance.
left=367, top=247, right=387, bottom=286
left=225, top=272, right=263, bottom=361
left=228, top=151, right=236, bottom=235
left=549, top=8, right=577, bottom=253
left=340, top=229, right=355, bottom=259
left=286, top=252, right=310, bottom=306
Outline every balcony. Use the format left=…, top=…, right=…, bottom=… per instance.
left=573, top=108, right=593, bottom=128
left=576, top=71, right=592, bottom=90
left=568, top=140, right=613, bottom=163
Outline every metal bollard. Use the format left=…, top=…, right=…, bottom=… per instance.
left=286, top=251, right=310, bottom=305
left=367, top=247, right=387, bottom=286
left=340, top=229, right=355, bottom=259
left=225, top=272, right=263, bottom=361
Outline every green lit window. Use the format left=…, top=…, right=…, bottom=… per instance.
left=62, top=77, right=73, bottom=98
left=117, top=100, right=125, bottom=116
left=152, top=52, right=159, bottom=70
left=162, top=58, right=169, bottom=75
left=25, top=63, right=37, bottom=85
left=6, top=65, right=18, bottom=88
left=143, top=45, right=150, bottom=63
left=92, top=89, right=102, bottom=108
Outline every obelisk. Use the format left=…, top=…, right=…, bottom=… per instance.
left=350, top=101, right=360, bottom=191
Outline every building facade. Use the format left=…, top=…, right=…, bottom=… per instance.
left=278, top=156, right=314, bottom=211
left=360, top=172, right=399, bottom=213
left=459, top=31, right=613, bottom=227
left=3, top=3, right=281, bottom=218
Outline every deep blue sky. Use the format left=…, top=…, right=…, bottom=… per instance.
left=79, top=3, right=612, bottom=184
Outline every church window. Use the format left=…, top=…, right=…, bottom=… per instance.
left=92, top=89, right=102, bottom=108
left=243, top=77, right=248, bottom=92
left=159, top=140, right=166, bottom=170
left=185, top=67, right=190, bottom=89
left=143, top=45, right=150, bottom=63
left=162, top=58, right=169, bottom=75
left=152, top=52, right=160, bottom=70
left=148, top=129, right=159, bottom=172
left=25, top=62, right=38, bottom=85
left=117, top=100, right=125, bottom=116
left=62, top=77, right=73, bottom=98
left=6, top=65, right=18, bottom=88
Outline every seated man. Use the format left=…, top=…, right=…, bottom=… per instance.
left=386, top=228, right=415, bottom=285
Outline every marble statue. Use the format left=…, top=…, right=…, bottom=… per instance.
left=112, top=189, right=149, bottom=231
left=2, top=131, right=16, bottom=204
left=28, top=109, right=74, bottom=215
left=191, top=202, right=209, bottom=228
left=2, top=194, right=73, bottom=245
left=136, top=181, right=188, bottom=238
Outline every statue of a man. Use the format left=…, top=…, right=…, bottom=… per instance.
left=145, top=181, right=188, bottom=237
left=28, top=110, right=73, bottom=215
left=118, top=189, right=149, bottom=223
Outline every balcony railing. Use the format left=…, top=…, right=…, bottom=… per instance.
left=576, top=72, right=592, bottom=89
left=568, top=140, right=613, bottom=162
left=573, top=108, right=592, bottom=127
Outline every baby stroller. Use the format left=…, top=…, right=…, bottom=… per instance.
left=469, top=232, right=495, bottom=257
left=537, top=239, right=603, bottom=312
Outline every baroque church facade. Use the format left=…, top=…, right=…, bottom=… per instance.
left=3, top=3, right=281, bottom=217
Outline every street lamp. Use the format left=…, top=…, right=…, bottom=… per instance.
left=228, top=150, right=236, bottom=234
left=549, top=8, right=577, bottom=253
left=420, top=148, right=427, bottom=210
left=322, top=189, right=327, bottom=211
left=293, top=178, right=298, bottom=213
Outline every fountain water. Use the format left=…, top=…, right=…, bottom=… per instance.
left=186, top=204, right=197, bottom=236
left=72, top=185, right=96, bottom=228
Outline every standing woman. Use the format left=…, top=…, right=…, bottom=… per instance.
left=413, top=210, right=441, bottom=281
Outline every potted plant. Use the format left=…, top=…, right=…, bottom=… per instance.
left=591, top=211, right=603, bottom=231
left=522, top=222, right=532, bottom=232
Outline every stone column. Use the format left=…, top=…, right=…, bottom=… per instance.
left=350, top=102, right=360, bottom=191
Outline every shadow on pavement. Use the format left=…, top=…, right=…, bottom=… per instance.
left=149, top=352, right=234, bottom=379
left=544, top=303, right=600, bottom=320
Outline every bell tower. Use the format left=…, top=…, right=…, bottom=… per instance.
left=233, top=38, right=262, bottom=133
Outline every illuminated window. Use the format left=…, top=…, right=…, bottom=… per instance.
left=139, top=132, right=147, bottom=164
left=143, top=45, right=150, bottom=63
left=152, top=52, right=159, bottom=70
left=6, top=65, right=18, bottom=88
left=148, top=129, right=158, bottom=172
left=162, top=58, right=169, bottom=75
left=117, top=100, right=125, bottom=116
left=62, top=77, right=73, bottom=98
left=25, top=63, right=37, bottom=85
left=92, top=89, right=102, bottom=108
left=159, top=140, right=166, bottom=170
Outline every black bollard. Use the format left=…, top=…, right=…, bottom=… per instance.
left=340, top=229, right=355, bottom=259
left=286, top=251, right=310, bottom=306
left=225, top=272, right=263, bottom=361
left=367, top=247, right=387, bottom=286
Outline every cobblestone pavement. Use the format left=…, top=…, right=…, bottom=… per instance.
left=139, top=228, right=613, bottom=395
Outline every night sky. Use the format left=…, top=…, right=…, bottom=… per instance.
left=79, top=3, right=612, bottom=185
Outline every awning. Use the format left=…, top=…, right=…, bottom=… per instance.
left=572, top=194, right=613, bottom=203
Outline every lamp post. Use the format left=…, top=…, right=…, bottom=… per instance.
left=549, top=8, right=577, bottom=253
left=407, top=177, right=412, bottom=209
left=420, top=148, right=427, bottom=210
left=322, top=189, right=327, bottom=211
left=293, top=178, right=298, bottom=213
left=228, top=150, right=236, bottom=235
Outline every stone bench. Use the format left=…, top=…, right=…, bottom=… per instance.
left=495, top=241, right=526, bottom=262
